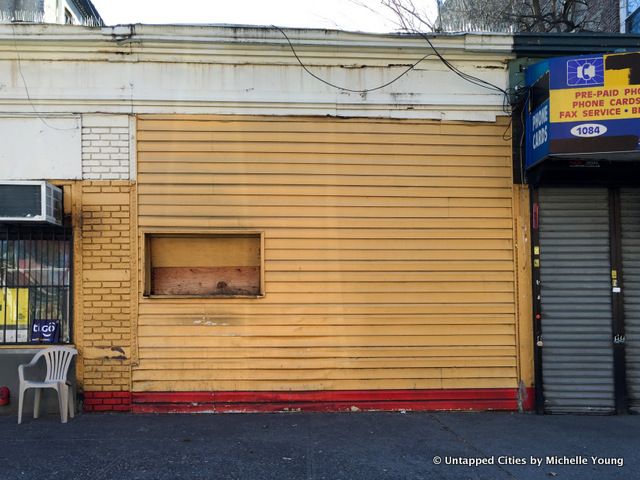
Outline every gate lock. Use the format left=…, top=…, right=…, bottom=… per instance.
left=613, top=335, right=626, bottom=345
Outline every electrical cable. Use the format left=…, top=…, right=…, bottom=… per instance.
left=413, top=30, right=509, bottom=96
left=273, top=25, right=516, bottom=117
left=10, top=24, right=78, bottom=131
left=501, top=83, right=527, bottom=140
left=518, top=87, right=531, bottom=182
left=273, top=25, right=434, bottom=93
left=275, top=22, right=527, bottom=171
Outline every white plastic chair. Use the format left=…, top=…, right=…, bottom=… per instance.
left=18, top=346, right=78, bottom=424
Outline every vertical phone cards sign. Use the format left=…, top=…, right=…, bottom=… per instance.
left=526, top=60, right=551, bottom=168
left=525, top=51, right=640, bottom=169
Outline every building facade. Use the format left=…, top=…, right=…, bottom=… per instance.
left=0, top=0, right=102, bottom=25
left=0, top=24, right=534, bottom=414
left=513, top=34, right=640, bottom=414
left=623, top=0, right=640, bottom=32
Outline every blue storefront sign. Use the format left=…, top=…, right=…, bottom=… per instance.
left=525, top=60, right=551, bottom=169
left=31, top=320, right=60, bottom=343
left=525, top=51, right=640, bottom=169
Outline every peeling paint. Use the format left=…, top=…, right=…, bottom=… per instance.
left=108, top=355, right=127, bottom=361
left=1, top=24, right=511, bottom=120
left=476, top=65, right=505, bottom=70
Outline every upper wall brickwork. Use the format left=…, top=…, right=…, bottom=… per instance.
left=81, top=115, right=133, bottom=180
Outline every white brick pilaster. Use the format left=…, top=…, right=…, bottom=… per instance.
left=81, top=114, right=132, bottom=180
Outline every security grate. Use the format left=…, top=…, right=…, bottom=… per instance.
left=0, top=225, right=72, bottom=344
left=620, top=189, right=640, bottom=413
left=538, top=188, right=615, bottom=414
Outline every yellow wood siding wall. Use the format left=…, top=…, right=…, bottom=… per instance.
left=135, top=114, right=521, bottom=393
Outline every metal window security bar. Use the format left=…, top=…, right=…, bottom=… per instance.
left=0, top=225, right=72, bottom=344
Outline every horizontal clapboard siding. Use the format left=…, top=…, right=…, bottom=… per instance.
left=135, top=114, right=517, bottom=393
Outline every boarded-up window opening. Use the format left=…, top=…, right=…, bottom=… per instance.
left=145, top=234, right=262, bottom=297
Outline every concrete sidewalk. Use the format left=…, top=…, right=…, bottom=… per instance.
left=0, top=411, right=637, bottom=480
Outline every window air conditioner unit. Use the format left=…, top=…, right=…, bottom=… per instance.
left=0, top=181, right=63, bottom=226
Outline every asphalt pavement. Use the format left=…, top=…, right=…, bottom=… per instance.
left=0, top=411, right=638, bottom=480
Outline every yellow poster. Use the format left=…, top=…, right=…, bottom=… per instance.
left=0, top=288, right=30, bottom=327
left=549, top=85, right=640, bottom=122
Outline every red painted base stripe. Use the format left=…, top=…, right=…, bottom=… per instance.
left=83, top=391, right=133, bottom=413
left=132, top=399, right=520, bottom=414
left=128, top=388, right=534, bottom=413
left=132, top=388, right=520, bottom=404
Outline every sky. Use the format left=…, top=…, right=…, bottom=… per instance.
left=90, top=0, right=434, bottom=33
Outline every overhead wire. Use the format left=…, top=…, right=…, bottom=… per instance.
left=273, top=25, right=517, bottom=116
left=275, top=23, right=533, bottom=173
left=14, top=21, right=521, bottom=133
left=273, top=25, right=434, bottom=93
left=274, top=24, right=536, bottom=182
left=414, top=30, right=509, bottom=97
left=518, top=87, right=531, bottom=182
left=10, top=23, right=78, bottom=131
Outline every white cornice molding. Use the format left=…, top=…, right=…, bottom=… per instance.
left=0, top=24, right=513, bottom=120
left=0, top=23, right=513, bottom=64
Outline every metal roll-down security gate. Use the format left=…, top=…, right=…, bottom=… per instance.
left=524, top=50, right=640, bottom=414
left=532, top=187, right=640, bottom=414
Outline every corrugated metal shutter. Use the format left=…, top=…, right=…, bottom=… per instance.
left=620, top=188, right=640, bottom=413
left=538, top=188, right=615, bottom=414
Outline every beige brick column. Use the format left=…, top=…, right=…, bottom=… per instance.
left=78, top=180, right=135, bottom=410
